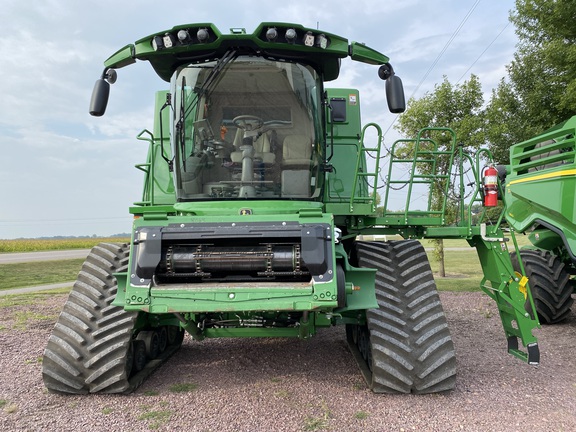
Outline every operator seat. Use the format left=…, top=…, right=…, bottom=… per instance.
left=281, top=134, right=313, bottom=197
left=230, top=128, right=276, bottom=165
left=281, top=134, right=312, bottom=167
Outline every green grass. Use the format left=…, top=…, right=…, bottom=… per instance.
left=429, top=249, right=483, bottom=292
left=12, top=311, right=58, bottom=330
left=138, top=409, right=172, bottom=430
left=0, top=259, right=83, bottom=291
left=0, top=249, right=486, bottom=294
left=168, top=383, right=198, bottom=393
left=425, top=237, right=531, bottom=292
left=302, top=400, right=331, bottom=431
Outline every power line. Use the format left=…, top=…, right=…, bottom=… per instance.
left=383, top=0, right=482, bottom=138
left=456, top=22, right=510, bottom=83
left=409, top=0, right=482, bottom=101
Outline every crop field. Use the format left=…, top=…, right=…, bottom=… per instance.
left=0, top=238, right=130, bottom=253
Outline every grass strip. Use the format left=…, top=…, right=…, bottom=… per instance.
left=0, top=259, right=84, bottom=291
left=429, top=249, right=483, bottom=292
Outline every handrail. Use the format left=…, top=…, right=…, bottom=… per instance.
left=136, top=129, right=156, bottom=205
left=382, top=127, right=457, bottom=224
left=349, top=123, right=383, bottom=213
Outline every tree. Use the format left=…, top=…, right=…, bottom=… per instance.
left=484, top=79, right=535, bottom=164
left=486, top=0, right=576, bottom=162
left=395, top=75, right=485, bottom=276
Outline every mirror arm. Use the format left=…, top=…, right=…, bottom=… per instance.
left=158, top=93, right=174, bottom=171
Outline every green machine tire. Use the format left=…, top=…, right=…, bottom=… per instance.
left=511, top=249, right=573, bottom=324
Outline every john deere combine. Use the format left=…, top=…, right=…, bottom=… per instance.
left=503, top=116, right=576, bottom=324
left=43, top=23, right=540, bottom=395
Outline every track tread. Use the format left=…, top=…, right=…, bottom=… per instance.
left=355, top=240, right=456, bottom=394
left=42, top=243, right=138, bottom=394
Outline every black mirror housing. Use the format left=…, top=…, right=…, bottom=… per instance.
left=89, top=79, right=110, bottom=117
left=386, top=75, right=406, bottom=114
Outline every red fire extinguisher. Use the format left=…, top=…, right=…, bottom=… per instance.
left=483, top=165, right=499, bottom=207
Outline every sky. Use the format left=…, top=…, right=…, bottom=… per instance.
left=0, top=0, right=518, bottom=239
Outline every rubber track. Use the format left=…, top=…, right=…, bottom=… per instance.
left=353, top=240, right=456, bottom=394
left=511, top=249, right=574, bottom=324
left=42, top=243, right=179, bottom=394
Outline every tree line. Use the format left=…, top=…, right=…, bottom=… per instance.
left=392, top=0, right=576, bottom=276
left=397, top=0, right=576, bottom=164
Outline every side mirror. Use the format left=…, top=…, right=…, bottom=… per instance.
left=89, top=69, right=117, bottom=117
left=379, top=63, right=406, bottom=114
left=89, top=79, right=110, bottom=117
left=386, top=75, right=406, bottom=114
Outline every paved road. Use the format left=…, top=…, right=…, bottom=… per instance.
left=0, top=249, right=91, bottom=264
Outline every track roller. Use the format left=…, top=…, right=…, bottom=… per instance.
left=137, top=331, right=161, bottom=359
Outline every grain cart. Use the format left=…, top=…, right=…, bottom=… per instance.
left=502, top=116, right=576, bottom=323
left=43, top=23, right=539, bottom=395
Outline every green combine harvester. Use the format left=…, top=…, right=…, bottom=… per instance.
left=42, top=22, right=540, bottom=395
left=503, top=116, right=576, bottom=324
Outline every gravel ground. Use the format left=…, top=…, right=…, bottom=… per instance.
left=0, top=292, right=575, bottom=432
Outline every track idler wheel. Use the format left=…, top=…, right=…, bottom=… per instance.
left=137, top=331, right=161, bottom=359
left=157, top=327, right=168, bottom=353
left=167, top=325, right=185, bottom=346
left=132, top=340, right=148, bottom=372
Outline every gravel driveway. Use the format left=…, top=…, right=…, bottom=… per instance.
left=0, top=291, right=575, bottom=432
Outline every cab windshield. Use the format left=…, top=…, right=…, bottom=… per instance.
left=171, top=56, right=323, bottom=200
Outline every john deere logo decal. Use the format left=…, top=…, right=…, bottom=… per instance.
left=239, top=208, right=252, bottom=215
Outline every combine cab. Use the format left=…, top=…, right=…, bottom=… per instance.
left=43, top=23, right=539, bottom=395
